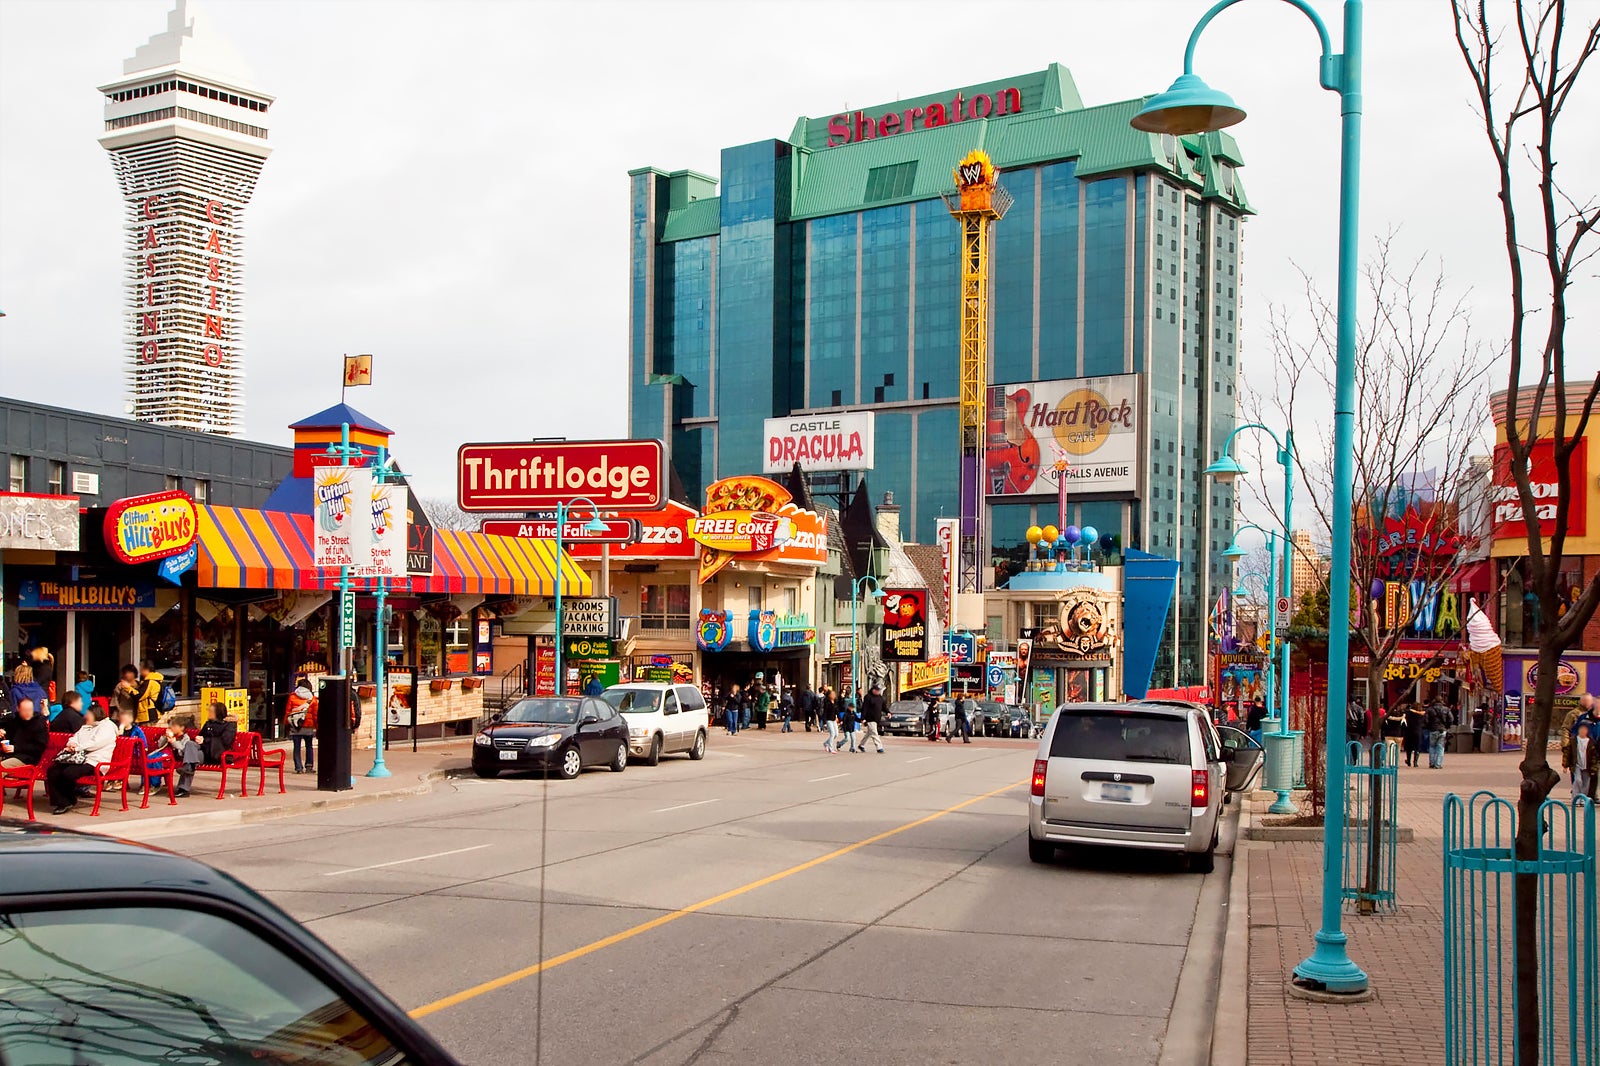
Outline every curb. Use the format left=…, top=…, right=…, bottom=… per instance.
left=1157, top=804, right=1240, bottom=1066
left=1244, top=824, right=1415, bottom=843
left=1210, top=805, right=1253, bottom=1065
left=74, top=766, right=471, bottom=842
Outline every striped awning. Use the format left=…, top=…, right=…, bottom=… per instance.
left=196, top=506, right=591, bottom=597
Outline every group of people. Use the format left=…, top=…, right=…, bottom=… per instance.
left=1, top=647, right=240, bottom=816
left=1560, top=694, right=1600, bottom=802
left=817, top=684, right=886, bottom=754
left=1358, top=696, right=1459, bottom=768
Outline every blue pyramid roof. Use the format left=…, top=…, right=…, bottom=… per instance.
left=288, top=402, right=393, bottom=435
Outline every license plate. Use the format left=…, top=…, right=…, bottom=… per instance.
left=498, top=750, right=519, bottom=761
left=1100, top=782, right=1134, bottom=803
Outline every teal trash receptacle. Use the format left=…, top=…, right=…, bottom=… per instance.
left=1264, top=732, right=1297, bottom=793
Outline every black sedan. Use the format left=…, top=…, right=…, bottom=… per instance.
left=974, top=700, right=1013, bottom=737
left=884, top=700, right=928, bottom=736
left=473, top=696, right=629, bottom=779
left=0, top=819, right=458, bottom=1064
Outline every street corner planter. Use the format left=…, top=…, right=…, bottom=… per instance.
left=356, top=684, right=377, bottom=699
left=429, top=679, right=454, bottom=693
left=461, top=677, right=483, bottom=691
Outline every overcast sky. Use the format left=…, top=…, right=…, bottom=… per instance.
left=1, top=0, right=1595, bottom=510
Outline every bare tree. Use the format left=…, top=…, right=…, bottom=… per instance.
left=1242, top=239, right=1496, bottom=760
left=420, top=497, right=482, bottom=532
left=1450, top=2, right=1600, bottom=1059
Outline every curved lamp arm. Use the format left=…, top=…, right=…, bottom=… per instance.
left=1183, top=0, right=1342, bottom=92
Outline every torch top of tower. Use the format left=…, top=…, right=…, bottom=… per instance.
left=122, top=0, right=258, bottom=88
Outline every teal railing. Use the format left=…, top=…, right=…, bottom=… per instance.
left=1443, top=791, right=1597, bottom=1065
left=1343, top=740, right=1398, bottom=914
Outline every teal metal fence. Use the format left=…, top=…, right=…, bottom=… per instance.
left=1343, top=740, right=1398, bottom=914
left=1443, top=791, right=1597, bottom=1066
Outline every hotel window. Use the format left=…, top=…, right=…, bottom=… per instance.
left=47, top=461, right=65, bottom=495
left=7, top=456, right=25, bottom=492
left=640, top=584, right=691, bottom=630
left=194, top=479, right=210, bottom=503
left=864, top=161, right=917, bottom=202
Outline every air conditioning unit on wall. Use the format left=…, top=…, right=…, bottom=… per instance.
left=71, top=471, right=100, bottom=495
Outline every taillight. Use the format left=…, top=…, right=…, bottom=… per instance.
left=1191, top=769, right=1209, bottom=807
left=1031, top=759, right=1048, bottom=797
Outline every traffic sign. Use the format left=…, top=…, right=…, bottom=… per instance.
left=481, top=518, right=639, bottom=544
left=1277, top=596, right=1291, bottom=616
left=339, top=593, right=355, bottom=649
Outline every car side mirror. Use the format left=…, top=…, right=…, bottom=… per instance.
left=580, top=715, right=599, bottom=727
left=490, top=711, right=504, bottom=723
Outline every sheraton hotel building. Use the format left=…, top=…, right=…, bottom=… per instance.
left=628, top=64, right=1251, bottom=686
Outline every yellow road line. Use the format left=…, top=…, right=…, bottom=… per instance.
left=409, top=777, right=1025, bottom=1018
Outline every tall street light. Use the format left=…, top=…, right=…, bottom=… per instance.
left=1133, top=0, right=1367, bottom=996
left=851, top=575, right=883, bottom=704
left=552, top=497, right=607, bottom=698
left=1225, top=523, right=1295, bottom=814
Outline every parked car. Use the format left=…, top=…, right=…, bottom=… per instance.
left=1026, top=700, right=1262, bottom=872
left=974, top=700, right=1013, bottom=737
left=597, top=683, right=710, bottom=765
left=884, top=700, right=927, bottom=736
left=0, top=819, right=459, bottom=1064
left=473, top=695, right=629, bottom=779
left=1009, top=708, right=1035, bottom=738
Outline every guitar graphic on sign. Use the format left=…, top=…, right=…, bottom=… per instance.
left=986, top=387, right=1041, bottom=493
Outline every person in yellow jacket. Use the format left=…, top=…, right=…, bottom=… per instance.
left=136, top=662, right=166, bottom=724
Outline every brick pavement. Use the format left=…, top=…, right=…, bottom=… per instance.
left=1243, top=748, right=1529, bottom=1066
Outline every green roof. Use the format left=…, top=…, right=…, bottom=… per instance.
left=643, top=61, right=1253, bottom=243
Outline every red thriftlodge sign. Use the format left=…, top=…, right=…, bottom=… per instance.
left=457, top=440, right=665, bottom=512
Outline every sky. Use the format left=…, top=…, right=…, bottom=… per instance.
left=0, top=0, right=1595, bottom=510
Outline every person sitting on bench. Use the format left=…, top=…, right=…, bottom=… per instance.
left=45, top=705, right=116, bottom=815
left=199, top=703, right=237, bottom=765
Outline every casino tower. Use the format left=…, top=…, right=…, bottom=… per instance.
left=99, top=0, right=272, bottom=436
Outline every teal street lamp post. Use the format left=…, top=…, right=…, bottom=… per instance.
left=1134, top=0, right=1367, bottom=996
left=1225, top=524, right=1296, bottom=814
left=551, top=498, right=607, bottom=699
left=851, top=576, right=883, bottom=703
left=366, top=445, right=401, bottom=779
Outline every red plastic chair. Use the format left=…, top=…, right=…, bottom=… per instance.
left=0, top=735, right=67, bottom=821
left=88, top=737, right=138, bottom=816
left=248, top=733, right=287, bottom=796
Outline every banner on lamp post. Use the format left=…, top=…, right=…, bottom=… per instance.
left=352, top=480, right=407, bottom=579
left=314, top=466, right=373, bottom=568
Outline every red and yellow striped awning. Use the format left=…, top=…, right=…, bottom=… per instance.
left=196, top=506, right=591, bottom=597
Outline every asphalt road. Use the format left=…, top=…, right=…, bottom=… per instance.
left=162, top=729, right=1220, bottom=1065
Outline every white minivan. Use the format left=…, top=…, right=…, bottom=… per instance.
left=1026, top=700, right=1262, bottom=872
left=598, top=683, right=711, bottom=765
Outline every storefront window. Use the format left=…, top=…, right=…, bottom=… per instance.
left=444, top=617, right=471, bottom=674
left=640, top=584, right=691, bottom=630
left=140, top=600, right=186, bottom=693
left=417, top=614, right=441, bottom=676
left=191, top=601, right=237, bottom=690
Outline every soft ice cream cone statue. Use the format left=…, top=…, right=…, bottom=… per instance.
left=1464, top=599, right=1504, bottom=693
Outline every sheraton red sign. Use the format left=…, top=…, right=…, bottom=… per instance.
left=457, top=440, right=665, bottom=512
left=480, top=518, right=638, bottom=544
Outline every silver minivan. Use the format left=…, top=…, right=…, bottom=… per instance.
left=1026, top=701, right=1263, bottom=872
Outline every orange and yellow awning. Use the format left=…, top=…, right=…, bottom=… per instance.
left=196, top=506, right=590, bottom=597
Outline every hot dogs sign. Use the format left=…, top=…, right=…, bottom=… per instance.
left=686, top=476, right=827, bottom=583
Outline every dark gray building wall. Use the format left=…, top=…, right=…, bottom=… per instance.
left=0, top=396, right=291, bottom=507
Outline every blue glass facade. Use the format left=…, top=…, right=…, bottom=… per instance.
left=629, top=68, right=1248, bottom=684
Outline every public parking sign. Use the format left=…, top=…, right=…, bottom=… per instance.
left=986, top=664, right=1004, bottom=688
left=457, top=440, right=665, bottom=512
left=481, top=518, right=638, bottom=544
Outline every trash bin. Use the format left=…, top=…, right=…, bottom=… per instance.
left=1449, top=726, right=1474, bottom=754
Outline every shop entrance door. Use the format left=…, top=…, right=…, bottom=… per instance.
left=79, top=613, right=129, bottom=705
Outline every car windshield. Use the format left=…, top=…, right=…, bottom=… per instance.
left=888, top=702, right=923, bottom=715
left=0, top=905, right=406, bottom=1064
left=504, top=698, right=581, bottom=725
left=1049, top=711, right=1190, bottom=764
left=599, top=688, right=663, bottom=714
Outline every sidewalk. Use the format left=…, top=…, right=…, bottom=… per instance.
left=1243, top=748, right=1527, bottom=1066
left=5, top=739, right=475, bottom=841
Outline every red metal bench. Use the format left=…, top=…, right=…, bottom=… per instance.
left=248, top=734, right=287, bottom=796
left=0, top=734, right=67, bottom=821
left=87, top=736, right=138, bottom=816
left=135, top=726, right=177, bottom=809
left=193, top=730, right=254, bottom=799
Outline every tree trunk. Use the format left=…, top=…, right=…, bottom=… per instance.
left=1515, top=639, right=1563, bottom=1064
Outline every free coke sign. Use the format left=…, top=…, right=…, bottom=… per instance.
left=457, top=440, right=665, bottom=512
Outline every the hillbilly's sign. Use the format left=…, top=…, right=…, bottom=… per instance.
left=104, top=491, right=198, bottom=565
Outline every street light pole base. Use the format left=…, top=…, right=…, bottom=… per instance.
left=1268, top=790, right=1297, bottom=815
left=1292, top=929, right=1369, bottom=995
left=365, top=762, right=392, bottom=779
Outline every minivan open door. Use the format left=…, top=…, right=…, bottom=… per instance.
left=1216, top=726, right=1265, bottom=793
